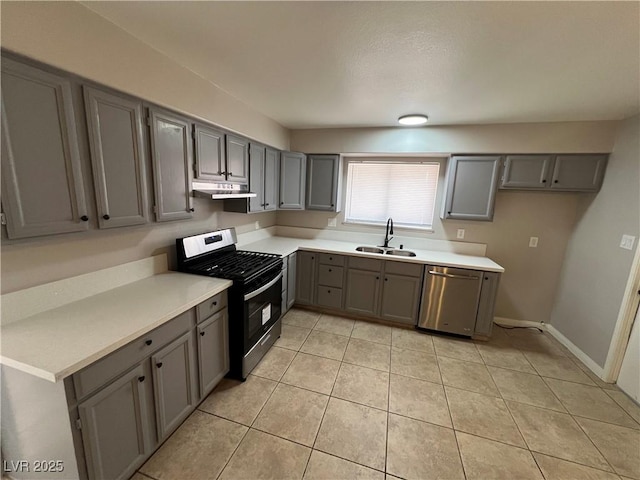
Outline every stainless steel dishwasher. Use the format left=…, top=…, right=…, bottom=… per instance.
left=418, top=265, right=483, bottom=336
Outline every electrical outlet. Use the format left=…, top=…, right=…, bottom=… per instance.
left=456, top=229, right=465, bottom=239
left=529, top=237, right=539, bottom=248
left=254, top=221, right=260, bottom=230
left=328, top=217, right=337, bottom=227
left=620, top=234, right=636, bottom=251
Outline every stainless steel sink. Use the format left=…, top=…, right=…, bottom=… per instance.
left=386, top=249, right=417, bottom=257
left=355, top=246, right=385, bottom=254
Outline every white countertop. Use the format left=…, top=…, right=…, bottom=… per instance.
left=242, top=236, right=504, bottom=272
left=1, top=271, right=231, bottom=382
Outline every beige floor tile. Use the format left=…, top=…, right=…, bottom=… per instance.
left=533, top=453, right=622, bottom=480
left=332, top=362, right=389, bottom=410
left=343, top=338, right=391, bottom=372
left=274, top=324, right=312, bottom=351
left=253, top=383, right=329, bottom=446
left=475, top=342, right=537, bottom=374
left=390, top=347, right=441, bottom=383
left=282, top=308, right=321, bottom=329
left=281, top=352, right=340, bottom=394
left=446, top=386, right=526, bottom=447
left=303, top=450, right=384, bottom=480
left=506, top=329, right=566, bottom=356
left=387, top=413, right=464, bottom=480
left=391, top=328, right=435, bottom=353
left=507, top=401, right=611, bottom=471
left=130, top=474, right=154, bottom=480
left=199, top=375, right=277, bottom=426
left=456, top=432, right=543, bottom=480
left=606, top=390, right=640, bottom=425
left=545, top=378, right=639, bottom=429
left=433, top=336, right=484, bottom=364
left=315, top=397, right=387, bottom=470
left=524, top=351, right=596, bottom=385
left=438, top=355, right=499, bottom=396
left=251, top=346, right=297, bottom=381
left=576, top=416, right=640, bottom=479
left=140, top=410, right=247, bottom=480
left=389, top=374, right=451, bottom=427
left=385, top=476, right=402, bottom=480
left=314, top=314, right=355, bottom=337
left=300, top=329, right=349, bottom=361
left=489, top=366, right=566, bottom=412
left=219, top=429, right=311, bottom=480
left=351, top=320, right=393, bottom=345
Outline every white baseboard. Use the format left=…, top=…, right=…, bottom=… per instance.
left=493, top=317, right=546, bottom=330
left=546, top=325, right=605, bottom=379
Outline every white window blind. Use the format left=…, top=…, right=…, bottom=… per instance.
left=344, top=161, right=440, bottom=229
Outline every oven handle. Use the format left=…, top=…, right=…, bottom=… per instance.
left=244, top=272, right=283, bottom=301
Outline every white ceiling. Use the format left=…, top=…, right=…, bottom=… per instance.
left=82, top=1, right=639, bottom=129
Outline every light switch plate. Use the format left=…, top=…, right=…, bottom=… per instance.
left=620, top=234, right=636, bottom=250
left=457, top=229, right=465, bottom=239
left=529, top=237, right=539, bottom=248
left=328, top=217, right=337, bottom=227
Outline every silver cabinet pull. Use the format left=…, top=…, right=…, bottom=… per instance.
left=428, top=270, right=479, bottom=280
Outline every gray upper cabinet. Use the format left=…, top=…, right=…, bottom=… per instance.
left=279, top=151, right=307, bottom=210
left=148, top=108, right=193, bottom=222
left=499, top=155, right=554, bottom=190
left=550, top=154, right=607, bottom=191
left=306, top=154, right=341, bottom=211
left=84, top=86, right=148, bottom=229
left=194, top=124, right=226, bottom=182
left=1, top=58, right=89, bottom=239
left=264, top=147, right=279, bottom=211
left=442, top=155, right=501, bottom=221
left=226, top=134, right=249, bottom=184
left=248, top=143, right=266, bottom=212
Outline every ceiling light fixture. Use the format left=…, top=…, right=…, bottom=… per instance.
left=398, top=114, right=428, bottom=126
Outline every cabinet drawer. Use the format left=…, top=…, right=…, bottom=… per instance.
left=196, top=291, right=227, bottom=323
left=73, top=309, right=194, bottom=400
left=384, top=261, right=424, bottom=278
left=318, top=253, right=345, bottom=266
left=349, top=256, right=383, bottom=272
left=317, top=265, right=344, bottom=288
left=316, top=286, right=343, bottom=310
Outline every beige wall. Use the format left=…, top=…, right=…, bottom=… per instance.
left=0, top=1, right=289, bottom=149
left=550, top=115, right=640, bottom=367
left=278, top=157, right=581, bottom=323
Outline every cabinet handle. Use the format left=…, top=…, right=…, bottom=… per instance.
left=138, top=376, right=145, bottom=383
left=327, top=289, right=331, bottom=293
left=485, top=276, right=489, bottom=280
left=331, top=204, right=335, bottom=207
left=554, top=180, right=559, bottom=183
left=103, top=214, right=110, bottom=220
left=328, top=268, right=332, bottom=272
left=221, top=171, right=227, bottom=176
left=265, top=203, right=269, bottom=206
left=280, top=202, right=284, bottom=205
left=200, top=331, right=206, bottom=336
left=228, top=172, right=233, bottom=176
left=447, top=211, right=451, bottom=215
left=211, top=300, right=217, bottom=307
left=80, top=215, right=89, bottom=222
left=189, top=208, right=195, bottom=212
left=542, top=179, right=547, bottom=183
left=385, top=278, right=388, bottom=281
left=156, top=362, right=163, bottom=368
left=145, top=339, right=153, bottom=346
left=376, top=276, right=379, bottom=280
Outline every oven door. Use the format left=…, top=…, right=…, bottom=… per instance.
left=244, top=271, right=282, bottom=352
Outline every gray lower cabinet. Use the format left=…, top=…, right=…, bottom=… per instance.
left=442, top=155, right=501, bottom=221
left=316, top=254, right=345, bottom=310
left=279, top=151, right=306, bottom=210
left=500, top=155, right=554, bottom=190
left=380, top=273, right=423, bottom=325
left=306, top=154, right=341, bottom=212
left=83, top=86, right=149, bottom=229
left=295, top=251, right=316, bottom=304
left=550, top=154, right=607, bottom=191
left=1, top=57, right=90, bottom=239
left=148, top=108, right=194, bottom=222
left=197, top=309, right=229, bottom=399
left=345, top=269, right=380, bottom=316
left=78, top=362, right=153, bottom=480
left=226, top=133, right=249, bottom=184
left=286, top=253, right=297, bottom=310
left=194, top=123, right=226, bottom=182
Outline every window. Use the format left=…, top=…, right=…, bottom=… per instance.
left=344, top=160, right=440, bottom=230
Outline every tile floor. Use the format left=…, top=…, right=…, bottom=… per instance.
left=132, top=308, right=640, bottom=480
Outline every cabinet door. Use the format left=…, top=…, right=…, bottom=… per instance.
left=151, top=331, right=196, bottom=440
left=79, top=363, right=152, bottom=480
left=295, top=251, right=316, bottom=305
left=226, top=134, right=249, bottom=184
left=194, top=124, right=226, bottom=182
left=264, top=148, right=280, bottom=212
left=550, top=154, right=608, bottom=191
left=287, top=253, right=297, bottom=309
left=149, top=108, right=193, bottom=222
left=1, top=58, right=89, bottom=239
left=500, top=155, right=553, bottom=190
left=442, top=156, right=500, bottom=221
left=197, top=309, right=229, bottom=399
left=474, top=272, right=501, bottom=337
left=380, top=274, right=422, bottom=325
left=306, top=154, right=340, bottom=211
left=84, top=86, right=149, bottom=229
left=345, top=269, right=380, bottom=316
left=279, top=151, right=306, bottom=210
left=249, top=143, right=265, bottom=212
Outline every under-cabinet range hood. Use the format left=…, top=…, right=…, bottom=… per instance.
left=192, top=182, right=257, bottom=200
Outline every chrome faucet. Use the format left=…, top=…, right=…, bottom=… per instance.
left=383, top=218, right=394, bottom=248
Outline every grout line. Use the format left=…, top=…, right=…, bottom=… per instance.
left=384, top=340, right=392, bottom=475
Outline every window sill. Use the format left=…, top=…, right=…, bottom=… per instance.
left=342, top=220, right=434, bottom=233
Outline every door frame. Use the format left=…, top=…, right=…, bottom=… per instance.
left=603, top=243, right=640, bottom=382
